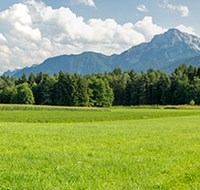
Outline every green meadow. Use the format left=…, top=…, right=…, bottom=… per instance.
left=0, top=105, right=200, bottom=189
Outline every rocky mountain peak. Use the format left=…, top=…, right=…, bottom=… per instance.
left=151, top=28, right=200, bottom=50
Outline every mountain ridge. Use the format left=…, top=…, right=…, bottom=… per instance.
left=4, top=28, right=200, bottom=77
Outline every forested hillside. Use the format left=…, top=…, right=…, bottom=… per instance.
left=1, top=64, right=200, bottom=106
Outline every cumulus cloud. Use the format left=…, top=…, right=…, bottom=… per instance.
left=163, top=0, right=190, bottom=17
left=133, top=16, right=167, bottom=41
left=71, top=0, right=96, bottom=7
left=176, top=25, right=198, bottom=36
left=137, top=5, right=149, bottom=12
left=0, top=0, right=195, bottom=74
left=0, top=33, right=6, bottom=42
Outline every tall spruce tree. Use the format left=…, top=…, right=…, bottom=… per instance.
left=74, top=76, right=89, bottom=106
left=28, top=72, right=36, bottom=87
left=157, top=72, right=170, bottom=105
left=54, top=71, right=73, bottom=106
left=40, top=74, right=55, bottom=105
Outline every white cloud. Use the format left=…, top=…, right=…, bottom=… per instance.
left=133, top=16, right=167, bottom=41
left=71, top=0, right=96, bottom=7
left=0, top=33, right=6, bottom=42
left=163, top=0, right=190, bottom=17
left=178, top=6, right=190, bottom=17
left=176, top=25, right=198, bottom=36
left=137, top=5, right=149, bottom=12
left=14, top=22, right=42, bottom=41
left=0, top=3, right=32, bottom=25
left=0, top=0, right=195, bottom=74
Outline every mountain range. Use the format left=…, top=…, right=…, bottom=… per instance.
left=4, top=28, right=200, bottom=77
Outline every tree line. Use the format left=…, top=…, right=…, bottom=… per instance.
left=0, top=64, right=200, bottom=106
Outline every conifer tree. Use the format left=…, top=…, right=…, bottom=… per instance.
left=40, top=74, right=55, bottom=105
left=28, top=72, right=36, bottom=87
left=20, top=72, right=28, bottom=83
left=54, top=71, right=73, bottom=106
left=74, top=76, right=89, bottom=106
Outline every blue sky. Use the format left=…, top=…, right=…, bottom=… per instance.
left=0, top=0, right=199, bottom=73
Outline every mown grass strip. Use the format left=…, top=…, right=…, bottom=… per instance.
left=0, top=104, right=110, bottom=112
left=112, top=105, right=200, bottom=109
left=0, top=108, right=200, bottom=123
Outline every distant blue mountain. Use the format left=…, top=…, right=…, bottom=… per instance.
left=4, top=28, right=200, bottom=77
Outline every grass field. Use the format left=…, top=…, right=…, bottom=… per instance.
left=0, top=106, right=200, bottom=189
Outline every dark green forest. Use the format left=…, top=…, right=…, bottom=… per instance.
left=1, top=64, right=200, bottom=107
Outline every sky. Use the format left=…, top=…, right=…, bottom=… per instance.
left=0, top=0, right=199, bottom=74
